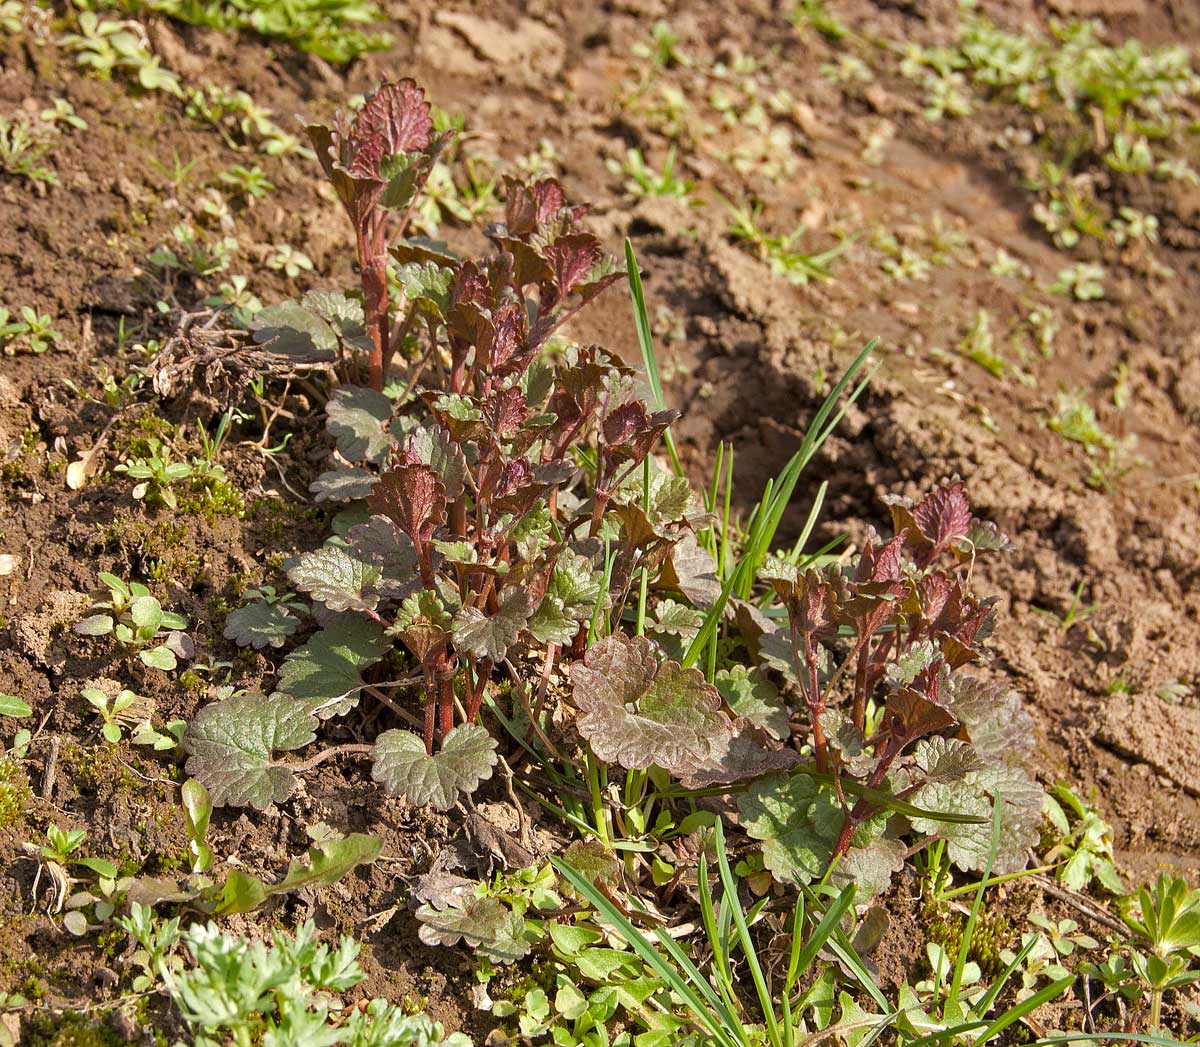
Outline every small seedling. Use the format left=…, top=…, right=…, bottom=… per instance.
left=1048, top=263, right=1105, bottom=300
left=150, top=223, right=239, bottom=278
left=0, top=115, right=59, bottom=191
left=218, top=163, right=274, bottom=199
left=1032, top=579, right=1097, bottom=635
left=39, top=98, right=87, bottom=131
left=726, top=198, right=843, bottom=285
left=631, top=20, right=689, bottom=68
left=267, top=243, right=314, bottom=278
left=1042, top=783, right=1124, bottom=893
left=74, top=572, right=189, bottom=669
left=607, top=146, right=694, bottom=201
left=0, top=306, right=61, bottom=354
left=114, top=437, right=196, bottom=510
left=81, top=686, right=139, bottom=743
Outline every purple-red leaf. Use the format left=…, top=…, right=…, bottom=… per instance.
left=543, top=233, right=603, bottom=302
left=368, top=463, right=447, bottom=550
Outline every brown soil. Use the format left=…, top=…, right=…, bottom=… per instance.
left=2, top=0, right=1200, bottom=1040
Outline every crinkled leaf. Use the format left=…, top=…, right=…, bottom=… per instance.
left=432, top=540, right=480, bottom=565
left=913, top=479, right=972, bottom=550
left=415, top=893, right=529, bottom=964
left=275, top=615, right=389, bottom=719
left=184, top=693, right=317, bottom=809
left=250, top=300, right=338, bottom=361
left=397, top=261, right=453, bottom=319
left=947, top=675, right=1035, bottom=760
left=911, top=763, right=1042, bottom=874
left=310, top=467, right=376, bottom=503
left=223, top=601, right=300, bottom=650
left=346, top=515, right=418, bottom=597
left=570, top=634, right=734, bottom=772
left=371, top=724, right=498, bottom=810
left=526, top=595, right=578, bottom=646
left=543, top=233, right=602, bottom=301
left=302, top=290, right=369, bottom=349
left=885, top=640, right=938, bottom=687
left=819, top=708, right=876, bottom=777
left=651, top=599, right=702, bottom=638
left=676, top=721, right=800, bottom=789
left=407, top=423, right=467, bottom=501
left=548, top=549, right=602, bottom=613
left=273, top=833, right=383, bottom=894
left=451, top=589, right=532, bottom=662
left=912, top=736, right=988, bottom=783
left=833, top=835, right=906, bottom=900
left=341, top=77, right=434, bottom=181
left=963, top=517, right=1011, bottom=553
left=511, top=505, right=552, bottom=560
left=326, top=385, right=394, bottom=464
left=368, top=463, right=446, bottom=547
left=715, top=665, right=788, bottom=740
left=288, top=546, right=381, bottom=613
left=738, top=772, right=840, bottom=886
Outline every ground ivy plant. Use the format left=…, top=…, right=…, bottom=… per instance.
left=736, top=479, right=1043, bottom=895
left=185, top=79, right=686, bottom=813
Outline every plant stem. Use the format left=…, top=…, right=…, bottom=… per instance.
left=586, top=751, right=611, bottom=847
left=286, top=742, right=374, bottom=774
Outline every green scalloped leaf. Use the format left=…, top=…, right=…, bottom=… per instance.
left=715, top=665, right=788, bottom=740
left=371, top=724, right=497, bottom=810
left=451, top=589, right=532, bottom=662
left=408, top=422, right=466, bottom=501
left=326, top=385, right=394, bottom=464
left=275, top=615, right=389, bottom=719
left=288, top=546, right=381, bottom=613
left=183, top=693, right=317, bottom=809
left=415, top=893, right=529, bottom=965
left=223, top=601, right=301, bottom=650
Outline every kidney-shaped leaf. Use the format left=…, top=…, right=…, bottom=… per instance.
left=570, top=634, right=734, bottom=773
left=183, top=693, right=317, bottom=809
left=326, top=385, right=394, bottom=464
left=223, top=600, right=300, bottom=650
left=275, top=615, right=389, bottom=719
left=288, top=546, right=382, bottom=614
left=372, top=724, right=497, bottom=810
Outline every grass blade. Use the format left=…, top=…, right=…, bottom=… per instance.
left=626, top=239, right=684, bottom=478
